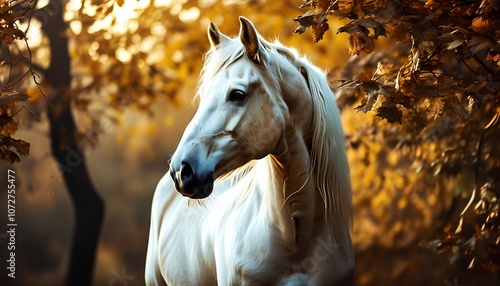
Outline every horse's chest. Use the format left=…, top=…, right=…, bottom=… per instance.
left=161, top=187, right=292, bottom=285
left=233, top=238, right=290, bottom=284
left=211, top=210, right=291, bottom=284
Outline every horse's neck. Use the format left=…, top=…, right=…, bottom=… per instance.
left=251, top=129, right=319, bottom=257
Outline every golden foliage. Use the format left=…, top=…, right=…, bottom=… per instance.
left=0, top=1, right=32, bottom=163
left=308, top=0, right=500, bottom=274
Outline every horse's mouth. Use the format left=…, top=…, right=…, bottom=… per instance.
left=187, top=189, right=212, bottom=199
left=183, top=181, right=214, bottom=199
left=170, top=169, right=214, bottom=199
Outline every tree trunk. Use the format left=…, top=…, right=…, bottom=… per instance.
left=41, top=1, right=105, bottom=285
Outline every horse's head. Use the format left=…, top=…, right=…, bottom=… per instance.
left=170, top=17, right=298, bottom=199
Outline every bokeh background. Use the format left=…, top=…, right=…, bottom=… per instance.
left=1, top=0, right=499, bottom=285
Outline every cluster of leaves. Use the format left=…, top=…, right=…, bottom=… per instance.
left=296, top=0, right=500, bottom=272
left=0, top=91, right=30, bottom=163
left=0, top=0, right=35, bottom=163
left=0, top=0, right=26, bottom=44
left=63, top=0, right=226, bottom=143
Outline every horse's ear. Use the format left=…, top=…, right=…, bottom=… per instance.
left=239, top=16, right=261, bottom=63
left=208, top=22, right=229, bottom=48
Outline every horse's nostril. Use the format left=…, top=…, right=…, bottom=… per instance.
left=180, top=162, right=195, bottom=183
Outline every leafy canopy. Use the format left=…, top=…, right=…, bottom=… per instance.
left=295, top=0, right=500, bottom=272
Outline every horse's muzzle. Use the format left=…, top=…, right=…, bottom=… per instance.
left=170, top=161, right=214, bottom=199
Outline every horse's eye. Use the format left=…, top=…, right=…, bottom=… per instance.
left=228, top=90, right=247, bottom=102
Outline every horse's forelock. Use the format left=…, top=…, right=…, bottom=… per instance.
left=199, top=40, right=245, bottom=90
left=198, top=35, right=285, bottom=90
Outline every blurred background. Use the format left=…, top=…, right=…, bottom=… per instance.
left=0, top=0, right=499, bottom=285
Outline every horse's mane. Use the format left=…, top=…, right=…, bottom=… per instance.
left=298, top=57, right=353, bottom=259
left=272, top=41, right=352, bottom=259
left=200, top=34, right=352, bottom=259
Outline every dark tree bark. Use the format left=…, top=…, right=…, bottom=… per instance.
left=40, top=1, right=105, bottom=285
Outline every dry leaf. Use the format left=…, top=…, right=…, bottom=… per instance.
left=349, top=30, right=375, bottom=55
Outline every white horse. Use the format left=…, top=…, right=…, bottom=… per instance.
left=145, top=17, right=354, bottom=286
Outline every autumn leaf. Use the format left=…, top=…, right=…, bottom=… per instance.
left=0, top=114, right=17, bottom=136
left=299, top=0, right=314, bottom=9
left=0, top=92, right=28, bottom=107
left=0, top=0, right=9, bottom=14
left=293, top=10, right=327, bottom=35
left=376, top=104, right=402, bottom=124
left=486, top=50, right=500, bottom=64
left=471, top=15, right=500, bottom=34
left=11, top=138, right=30, bottom=156
left=337, top=20, right=382, bottom=55
left=0, top=135, right=29, bottom=164
left=339, top=19, right=386, bottom=38
left=441, top=28, right=468, bottom=50
left=312, top=19, right=329, bottom=43
left=348, top=29, right=375, bottom=55
left=0, top=11, right=24, bottom=28
left=0, top=149, right=21, bottom=164
left=395, top=48, right=420, bottom=94
left=446, top=38, right=465, bottom=50
left=468, top=37, right=496, bottom=54
left=1, top=26, right=25, bottom=39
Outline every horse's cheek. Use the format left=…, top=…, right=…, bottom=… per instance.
left=258, top=117, right=283, bottom=155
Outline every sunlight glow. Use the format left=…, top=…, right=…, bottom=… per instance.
left=153, top=0, right=174, bottom=7
left=83, top=0, right=154, bottom=35
left=178, top=7, right=200, bottom=23
left=150, top=22, right=167, bottom=38
left=140, top=36, right=156, bottom=53
left=67, top=0, right=82, bottom=11
left=199, top=0, right=217, bottom=8
left=88, top=41, right=99, bottom=57
left=171, top=50, right=183, bottom=63
left=112, top=1, right=141, bottom=25
left=103, top=32, right=112, bottom=40
left=146, top=48, right=164, bottom=64
left=82, top=2, right=97, bottom=17
left=137, top=58, right=145, bottom=68
left=66, top=0, right=180, bottom=37
left=116, top=47, right=132, bottom=64
left=170, top=4, right=182, bottom=15
left=70, top=20, right=82, bottom=35
left=35, top=0, right=49, bottom=9
left=99, top=54, right=109, bottom=64
left=17, top=20, right=42, bottom=47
